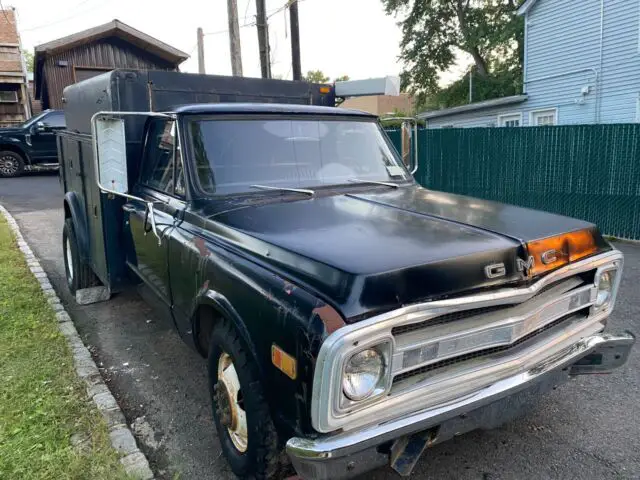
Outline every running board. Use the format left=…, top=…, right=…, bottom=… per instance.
left=25, top=163, right=59, bottom=172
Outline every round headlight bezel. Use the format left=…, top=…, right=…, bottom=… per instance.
left=342, top=347, right=385, bottom=401
left=595, top=269, right=616, bottom=309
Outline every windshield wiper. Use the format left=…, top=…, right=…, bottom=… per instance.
left=348, top=179, right=400, bottom=188
left=250, top=185, right=315, bottom=196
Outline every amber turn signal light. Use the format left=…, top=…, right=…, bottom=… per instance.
left=525, top=229, right=598, bottom=276
left=271, top=344, right=297, bottom=380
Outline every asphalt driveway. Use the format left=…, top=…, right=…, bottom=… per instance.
left=1, top=173, right=639, bottom=480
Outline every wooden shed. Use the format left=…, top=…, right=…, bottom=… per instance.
left=33, top=19, right=188, bottom=110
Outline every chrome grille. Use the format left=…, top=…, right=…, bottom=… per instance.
left=391, top=305, right=508, bottom=336
left=391, top=274, right=591, bottom=338
left=393, top=308, right=589, bottom=385
left=390, top=272, right=594, bottom=384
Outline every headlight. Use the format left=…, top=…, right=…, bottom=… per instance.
left=595, top=270, right=615, bottom=308
left=342, top=348, right=384, bottom=401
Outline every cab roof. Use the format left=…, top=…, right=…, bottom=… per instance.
left=169, top=103, right=376, bottom=117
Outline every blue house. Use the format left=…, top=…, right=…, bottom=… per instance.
left=420, top=0, right=640, bottom=128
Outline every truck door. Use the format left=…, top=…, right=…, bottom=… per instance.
left=28, top=111, right=65, bottom=161
left=124, top=119, right=186, bottom=315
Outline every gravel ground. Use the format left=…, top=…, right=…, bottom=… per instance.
left=1, top=173, right=638, bottom=480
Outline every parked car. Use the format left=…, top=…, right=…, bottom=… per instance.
left=0, top=109, right=65, bottom=178
left=58, top=70, right=634, bottom=480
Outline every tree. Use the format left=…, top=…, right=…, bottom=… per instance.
left=22, top=50, right=34, bottom=73
left=334, top=75, right=350, bottom=82
left=303, top=70, right=330, bottom=83
left=382, top=0, right=524, bottom=108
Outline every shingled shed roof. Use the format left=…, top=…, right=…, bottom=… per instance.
left=33, top=19, right=188, bottom=100
left=34, top=19, right=188, bottom=64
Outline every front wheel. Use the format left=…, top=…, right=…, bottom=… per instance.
left=208, top=320, right=284, bottom=479
left=0, top=150, right=25, bottom=178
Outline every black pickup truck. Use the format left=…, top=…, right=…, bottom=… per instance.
left=58, top=70, right=634, bottom=480
left=0, top=109, right=64, bottom=177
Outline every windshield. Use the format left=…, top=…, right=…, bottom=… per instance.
left=21, top=110, right=51, bottom=128
left=188, top=117, right=410, bottom=195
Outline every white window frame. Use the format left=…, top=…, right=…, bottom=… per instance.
left=498, top=113, right=523, bottom=127
left=529, top=108, right=558, bottom=126
left=0, top=90, right=18, bottom=103
left=636, top=94, right=640, bottom=123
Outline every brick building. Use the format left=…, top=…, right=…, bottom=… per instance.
left=0, top=9, right=30, bottom=126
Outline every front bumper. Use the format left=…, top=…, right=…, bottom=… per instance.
left=286, top=331, right=634, bottom=480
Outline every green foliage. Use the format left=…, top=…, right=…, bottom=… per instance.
left=304, top=70, right=330, bottom=83
left=22, top=50, right=34, bottom=73
left=382, top=0, right=525, bottom=109
left=303, top=71, right=351, bottom=84
left=0, top=217, right=129, bottom=480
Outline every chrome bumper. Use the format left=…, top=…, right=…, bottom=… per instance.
left=286, top=331, right=634, bottom=480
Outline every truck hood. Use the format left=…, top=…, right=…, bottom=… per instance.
left=202, top=186, right=606, bottom=319
left=0, top=127, right=24, bottom=135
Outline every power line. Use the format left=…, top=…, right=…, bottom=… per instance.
left=203, top=20, right=256, bottom=37
left=0, top=0, right=13, bottom=25
left=21, top=0, right=97, bottom=32
left=243, top=0, right=251, bottom=22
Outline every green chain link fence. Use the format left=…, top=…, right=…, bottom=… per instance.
left=385, top=125, right=640, bottom=240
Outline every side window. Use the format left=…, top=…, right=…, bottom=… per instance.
left=140, top=120, right=177, bottom=194
left=44, top=112, right=65, bottom=128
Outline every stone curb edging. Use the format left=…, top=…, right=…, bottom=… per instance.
left=0, top=205, right=154, bottom=480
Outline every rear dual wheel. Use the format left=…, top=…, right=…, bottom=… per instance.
left=62, top=218, right=98, bottom=295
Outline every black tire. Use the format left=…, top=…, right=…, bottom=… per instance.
left=62, top=218, right=98, bottom=295
left=208, top=319, right=283, bottom=479
left=0, top=150, right=25, bottom=178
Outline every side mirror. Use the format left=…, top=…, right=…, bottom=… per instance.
left=379, top=116, right=419, bottom=175
left=93, top=114, right=129, bottom=194
left=35, top=121, right=47, bottom=132
left=92, top=111, right=172, bottom=247
left=401, top=120, right=412, bottom=168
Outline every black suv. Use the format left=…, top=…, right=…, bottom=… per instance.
left=0, top=109, right=65, bottom=177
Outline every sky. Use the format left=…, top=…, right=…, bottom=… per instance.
left=10, top=0, right=469, bottom=86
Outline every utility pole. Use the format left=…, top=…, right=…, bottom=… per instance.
left=197, top=27, right=205, bottom=74
left=227, top=0, right=243, bottom=76
left=289, top=0, right=302, bottom=81
left=256, top=0, right=271, bottom=78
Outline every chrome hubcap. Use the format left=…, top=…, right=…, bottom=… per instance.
left=0, top=155, right=18, bottom=176
left=215, top=352, right=248, bottom=452
left=65, top=237, right=74, bottom=282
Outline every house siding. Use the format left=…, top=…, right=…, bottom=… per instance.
left=426, top=104, right=525, bottom=128
left=422, top=0, right=640, bottom=127
left=524, top=0, right=640, bottom=125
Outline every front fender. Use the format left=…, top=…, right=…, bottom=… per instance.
left=64, top=192, right=90, bottom=263
left=193, top=289, right=263, bottom=373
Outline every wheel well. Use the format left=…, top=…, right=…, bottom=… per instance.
left=63, top=201, right=71, bottom=219
left=194, top=304, right=224, bottom=358
left=0, top=144, right=28, bottom=163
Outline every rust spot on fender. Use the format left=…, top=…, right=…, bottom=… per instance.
left=312, top=304, right=346, bottom=335
left=193, top=237, right=209, bottom=257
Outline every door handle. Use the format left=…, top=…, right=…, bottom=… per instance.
left=122, top=204, right=137, bottom=213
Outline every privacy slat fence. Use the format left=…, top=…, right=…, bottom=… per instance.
left=386, top=125, right=640, bottom=240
